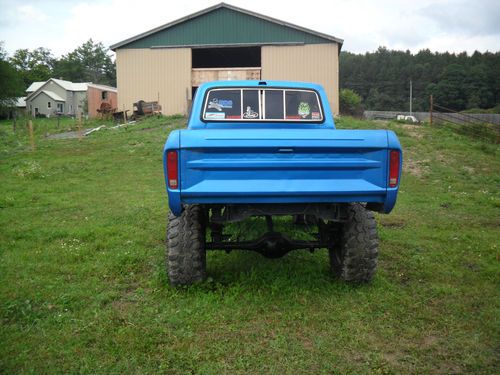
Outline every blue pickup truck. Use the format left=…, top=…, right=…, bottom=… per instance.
left=163, top=80, right=402, bottom=285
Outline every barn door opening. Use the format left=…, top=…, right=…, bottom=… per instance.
left=192, top=47, right=260, bottom=68
left=191, top=46, right=262, bottom=88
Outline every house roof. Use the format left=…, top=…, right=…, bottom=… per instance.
left=87, top=83, right=117, bottom=92
left=50, top=78, right=90, bottom=91
left=15, top=97, right=26, bottom=107
left=26, top=82, right=44, bottom=92
left=29, top=90, right=65, bottom=102
left=26, top=78, right=90, bottom=94
left=110, top=2, right=343, bottom=50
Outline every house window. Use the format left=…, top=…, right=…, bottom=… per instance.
left=57, top=103, right=63, bottom=113
left=48, top=102, right=51, bottom=109
left=101, top=91, right=108, bottom=100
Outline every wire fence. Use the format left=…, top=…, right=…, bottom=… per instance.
left=431, top=103, right=500, bottom=144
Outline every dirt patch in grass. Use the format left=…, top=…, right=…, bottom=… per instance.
left=403, top=154, right=430, bottom=178
left=379, top=216, right=406, bottom=229
left=397, top=123, right=425, bottom=139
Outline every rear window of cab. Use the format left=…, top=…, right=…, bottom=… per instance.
left=202, top=88, right=323, bottom=122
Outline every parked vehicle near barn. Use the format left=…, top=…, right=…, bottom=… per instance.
left=163, top=81, right=402, bottom=285
left=396, top=114, right=419, bottom=123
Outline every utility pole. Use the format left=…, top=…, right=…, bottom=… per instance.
left=409, top=79, right=413, bottom=116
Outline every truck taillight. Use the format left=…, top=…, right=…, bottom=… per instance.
left=167, top=150, right=178, bottom=189
left=389, top=150, right=400, bottom=188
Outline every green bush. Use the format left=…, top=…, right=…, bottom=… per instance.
left=339, top=88, right=363, bottom=116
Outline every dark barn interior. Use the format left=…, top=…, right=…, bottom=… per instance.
left=192, top=47, right=261, bottom=68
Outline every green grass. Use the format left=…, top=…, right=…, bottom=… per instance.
left=1, top=116, right=499, bottom=374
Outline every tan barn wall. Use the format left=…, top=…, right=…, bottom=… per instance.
left=87, top=86, right=118, bottom=118
left=116, top=48, right=191, bottom=115
left=261, top=43, right=339, bottom=116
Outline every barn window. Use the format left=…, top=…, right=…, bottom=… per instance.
left=48, top=102, right=51, bottom=109
left=101, top=91, right=108, bottom=100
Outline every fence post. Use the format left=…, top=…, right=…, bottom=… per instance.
left=122, top=105, right=127, bottom=124
left=429, top=95, right=433, bottom=126
left=28, top=120, right=35, bottom=151
left=77, top=112, right=83, bottom=141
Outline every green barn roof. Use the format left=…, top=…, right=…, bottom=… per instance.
left=110, top=3, right=343, bottom=51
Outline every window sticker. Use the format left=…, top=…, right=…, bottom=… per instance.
left=243, top=106, right=259, bottom=119
left=207, top=98, right=233, bottom=111
left=311, top=111, right=320, bottom=119
left=242, top=90, right=260, bottom=119
left=205, top=112, right=226, bottom=119
left=298, top=102, right=311, bottom=118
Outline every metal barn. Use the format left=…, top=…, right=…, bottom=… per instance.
left=110, top=3, right=343, bottom=116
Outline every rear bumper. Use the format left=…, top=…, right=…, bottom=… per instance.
left=167, top=186, right=397, bottom=216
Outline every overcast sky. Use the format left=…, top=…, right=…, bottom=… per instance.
left=1, top=0, right=499, bottom=57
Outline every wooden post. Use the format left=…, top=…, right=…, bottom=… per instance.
left=28, top=120, right=35, bottom=151
left=77, top=112, right=83, bottom=141
left=122, top=105, right=127, bottom=124
left=429, top=95, right=433, bottom=126
left=12, top=112, right=17, bottom=132
left=57, top=115, right=60, bottom=129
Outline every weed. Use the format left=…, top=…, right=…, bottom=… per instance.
left=13, top=161, right=44, bottom=179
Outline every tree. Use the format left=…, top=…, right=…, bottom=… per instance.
left=339, top=88, right=363, bottom=116
left=428, top=64, right=468, bottom=111
left=10, top=47, right=55, bottom=87
left=365, top=88, right=394, bottom=111
left=340, top=48, right=500, bottom=112
left=54, top=39, right=116, bottom=86
left=0, top=42, right=24, bottom=116
left=466, top=64, right=493, bottom=109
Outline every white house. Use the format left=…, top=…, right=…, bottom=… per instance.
left=25, top=78, right=90, bottom=117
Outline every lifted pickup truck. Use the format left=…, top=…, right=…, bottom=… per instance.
left=163, top=81, right=402, bottom=285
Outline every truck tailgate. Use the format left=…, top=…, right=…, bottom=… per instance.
left=176, top=129, right=396, bottom=207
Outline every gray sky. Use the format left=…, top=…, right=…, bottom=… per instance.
left=1, top=0, right=499, bottom=57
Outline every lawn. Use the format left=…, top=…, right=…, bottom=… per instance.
left=0, top=115, right=498, bottom=374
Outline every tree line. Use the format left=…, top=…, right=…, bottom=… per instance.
left=0, top=39, right=115, bottom=114
left=340, top=47, right=500, bottom=112
left=2, top=40, right=500, bottom=115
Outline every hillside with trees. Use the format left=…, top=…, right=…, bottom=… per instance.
left=340, top=47, right=500, bottom=112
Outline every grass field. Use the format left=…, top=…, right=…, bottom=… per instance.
left=0, top=115, right=498, bottom=374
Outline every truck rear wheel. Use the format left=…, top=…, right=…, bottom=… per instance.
left=166, top=205, right=207, bottom=286
left=329, top=203, right=379, bottom=282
